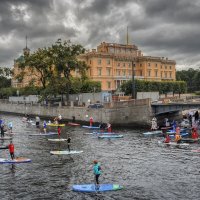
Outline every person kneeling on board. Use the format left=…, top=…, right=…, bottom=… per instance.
left=67, top=137, right=71, bottom=152
left=191, top=128, right=198, bottom=139
left=164, top=134, right=170, bottom=143
left=107, top=123, right=112, bottom=133
left=151, top=117, right=158, bottom=131
left=7, top=141, right=15, bottom=160
left=93, top=160, right=102, bottom=190
left=175, top=127, right=182, bottom=144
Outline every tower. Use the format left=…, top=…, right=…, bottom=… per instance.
left=23, top=35, right=30, bottom=56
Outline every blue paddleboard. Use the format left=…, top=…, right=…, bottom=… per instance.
left=29, top=132, right=57, bottom=136
left=82, top=125, right=100, bottom=129
left=169, top=132, right=189, bottom=138
left=72, top=184, right=123, bottom=192
left=0, top=158, right=31, bottom=164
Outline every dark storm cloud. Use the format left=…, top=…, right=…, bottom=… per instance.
left=0, top=0, right=200, bottom=69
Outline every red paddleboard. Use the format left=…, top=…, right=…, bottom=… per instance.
left=67, top=122, right=80, bottom=126
left=191, top=149, right=200, bottom=153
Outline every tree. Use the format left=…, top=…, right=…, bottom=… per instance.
left=50, top=39, right=89, bottom=100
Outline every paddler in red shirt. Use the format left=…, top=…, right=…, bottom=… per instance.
left=191, top=128, right=198, bottom=139
left=164, top=134, right=170, bottom=143
left=57, top=126, right=61, bottom=138
left=8, top=141, right=15, bottom=160
left=89, top=117, right=93, bottom=127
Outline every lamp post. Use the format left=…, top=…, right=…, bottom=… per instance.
left=132, top=61, right=136, bottom=99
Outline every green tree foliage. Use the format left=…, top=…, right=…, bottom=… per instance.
left=0, top=87, right=17, bottom=98
left=176, top=68, right=200, bottom=91
left=0, top=67, right=12, bottom=88
left=121, top=80, right=187, bottom=96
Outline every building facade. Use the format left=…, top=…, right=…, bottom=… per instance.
left=12, top=41, right=176, bottom=91
left=79, top=42, right=176, bottom=91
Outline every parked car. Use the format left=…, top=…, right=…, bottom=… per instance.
left=88, top=103, right=104, bottom=109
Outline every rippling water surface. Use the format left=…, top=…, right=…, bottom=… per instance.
left=0, top=114, right=200, bottom=200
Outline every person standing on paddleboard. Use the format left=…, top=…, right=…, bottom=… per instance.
left=57, top=126, right=61, bottom=138
left=8, top=121, right=13, bottom=133
left=0, top=124, right=5, bottom=138
left=8, top=141, right=15, bottom=160
left=107, top=123, right=112, bottom=133
left=67, top=137, right=71, bottom=152
left=93, top=160, right=102, bottom=189
left=35, top=116, right=40, bottom=128
left=43, top=120, right=47, bottom=134
left=90, top=117, right=93, bottom=127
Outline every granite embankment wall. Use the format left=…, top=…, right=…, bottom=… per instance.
left=0, top=99, right=152, bottom=127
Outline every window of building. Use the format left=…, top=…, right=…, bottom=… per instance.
left=169, top=72, right=172, bottom=78
left=117, top=63, right=120, bottom=67
left=106, top=68, right=111, bottom=76
left=155, top=63, right=157, bottom=68
left=161, top=72, right=163, bottom=78
left=155, top=70, right=158, bottom=77
left=165, top=72, right=167, bottom=78
left=123, top=70, right=126, bottom=76
left=98, top=68, right=102, bottom=76
left=123, top=63, right=126, bottom=67
left=148, top=63, right=151, bottom=67
left=148, top=70, right=151, bottom=77
left=89, top=60, right=92, bottom=64
left=161, top=65, right=162, bottom=69
left=129, top=70, right=132, bottom=76
left=128, top=63, right=131, bottom=67
left=98, top=59, right=101, bottom=65
left=107, top=81, right=111, bottom=89
left=169, top=66, right=172, bottom=70
left=117, top=70, right=120, bottom=76
left=165, top=65, right=167, bottom=69
left=107, top=59, right=110, bottom=65
left=140, top=70, right=142, bottom=76
left=140, top=63, right=142, bottom=67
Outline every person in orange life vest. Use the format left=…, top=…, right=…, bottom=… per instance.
left=89, top=117, right=93, bottom=126
left=175, top=127, right=182, bottom=143
left=8, top=141, right=15, bottom=160
left=57, top=126, right=61, bottom=138
left=164, top=134, right=170, bottom=143
left=191, top=128, right=198, bottom=139
left=107, top=123, right=112, bottom=133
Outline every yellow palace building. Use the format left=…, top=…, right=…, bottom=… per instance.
left=12, top=41, right=176, bottom=91
left=79, top=42, right=176, bottom=91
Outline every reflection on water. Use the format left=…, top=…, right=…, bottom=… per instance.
left=0, top=114, right=199, bottom=200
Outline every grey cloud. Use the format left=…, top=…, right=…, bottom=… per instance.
left=0, top=0, right=200, bottom=69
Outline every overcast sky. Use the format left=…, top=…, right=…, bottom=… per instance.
left=0, top=0, right=200, bottom=70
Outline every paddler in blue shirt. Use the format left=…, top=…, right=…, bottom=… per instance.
left=43, top=120, right=47, bottom=134
left=93, top=160, right=102, bottom=189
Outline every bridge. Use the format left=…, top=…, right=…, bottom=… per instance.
left=151, top=102, right=200, bottom=116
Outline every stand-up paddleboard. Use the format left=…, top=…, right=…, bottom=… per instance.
left=5, top=132, right=15, bottom=136
left=82, top=125, right=100, bottom=129
left=169, top=132, right=189, bottom=138
left=0, top=146, right=7, bottom=150
left=48, top=138, right=67, bottom=142
left=191, top=149, right=200, bottom=153
left=50, top=150, right=83, bottom=155
left=0, top=137, right=12, bottom=140
left=143, top=130, right=162, bottom=136
left=72, top=184, right=123, bottom=192
left=84, top=132, right=117, bottom=135
left=67, top=122, right=80, bottom=126
left=47, top=123, right=65, bottom=127
left=181, top=138, right=200, bottom=143
left=158, top=141, right=189, bottom=147
left=29, top=132, right=57, bottom=136
left=98, top=135, right=123, bottom=139
left=0, top=157, right=31, bottom=164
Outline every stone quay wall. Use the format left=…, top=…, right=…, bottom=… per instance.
left=0, top=99, right=152, bottom=128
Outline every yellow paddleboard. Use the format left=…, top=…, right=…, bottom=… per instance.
left=47, top=123, right=65, bottom=127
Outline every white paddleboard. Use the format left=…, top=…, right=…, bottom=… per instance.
left=0, top=137, right=12, bottom=140
left=158, top=141, right=189, bottom=146
left=0, top=157, right=31, bottom=164
left=50, top=150, right=83, bottom=155
left=48, top=138, right=67, bottom=142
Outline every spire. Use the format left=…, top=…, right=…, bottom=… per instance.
left=23, top=35, right=30, bottom=55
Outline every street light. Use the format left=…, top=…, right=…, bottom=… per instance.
left=132, top=61, right=136, bottom=99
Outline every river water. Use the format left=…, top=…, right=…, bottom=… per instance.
left=0, top=114, right=199, bottom=200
